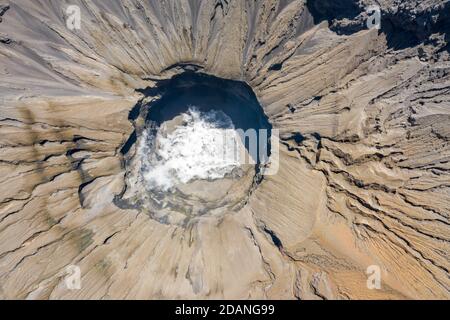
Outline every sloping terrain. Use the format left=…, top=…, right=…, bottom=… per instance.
left=0, top=0, right=448, bottom=299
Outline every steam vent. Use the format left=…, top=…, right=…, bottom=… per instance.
left=0, top=0, right=449, bottom=300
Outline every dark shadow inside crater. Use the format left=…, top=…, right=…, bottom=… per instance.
left=116, top=72, right=273, bottom=221
left=137, top=72, right=273, bottom=164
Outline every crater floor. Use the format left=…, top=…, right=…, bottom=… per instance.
left=118, top=73, right=270, bottom=226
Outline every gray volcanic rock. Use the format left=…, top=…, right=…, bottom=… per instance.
left=308, top=0, right=450, bottom=49
left=0, top=0, right=449, bottom=299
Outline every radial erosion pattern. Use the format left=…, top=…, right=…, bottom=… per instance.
left=0, top=0, right=449, bottom=299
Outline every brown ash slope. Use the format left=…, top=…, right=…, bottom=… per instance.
left=0, top=0, right=449, bottom=299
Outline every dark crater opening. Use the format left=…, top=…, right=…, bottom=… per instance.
left=117, top=72, right=273, bottom=225
left=140, top=72, right=272, bottom=162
